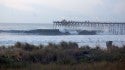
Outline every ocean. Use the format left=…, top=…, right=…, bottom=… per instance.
left=0, top=23, right=53, bottom=30
left=0, top=23, right=125, bottom=47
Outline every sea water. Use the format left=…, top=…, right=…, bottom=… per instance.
left=0, top=23, right=125, bottom=47
left=0, top=23, right=53, bottom=30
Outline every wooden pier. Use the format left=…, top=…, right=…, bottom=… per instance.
left=53, top=20, right=125, bottom=35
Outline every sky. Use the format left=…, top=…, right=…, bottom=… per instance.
left=0, top=0, right=125, bottom=23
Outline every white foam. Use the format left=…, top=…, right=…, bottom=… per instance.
left=0, top=34, right=125, bottom=47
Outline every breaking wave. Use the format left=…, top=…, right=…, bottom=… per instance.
left=0, top=29, right=97, bottom=35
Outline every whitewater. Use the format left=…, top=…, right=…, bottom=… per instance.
left=0, top=34, right=125, bottom=47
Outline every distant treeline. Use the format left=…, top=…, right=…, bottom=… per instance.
left=0, top=41, right=125, bottom=68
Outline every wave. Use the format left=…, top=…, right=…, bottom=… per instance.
left=0, top=29, right=97, bottom=35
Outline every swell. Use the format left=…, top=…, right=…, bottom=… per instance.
left=0, top=29, right=97, bottom=35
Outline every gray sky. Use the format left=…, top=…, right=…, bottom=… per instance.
left=0, top=0, right=125, bottom=23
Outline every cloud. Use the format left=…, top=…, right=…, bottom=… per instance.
left=113, top=1, right=125, bottom=14
left=0, top=0, right=125, bottom=22
left=0, top=0, right=103, bottom=12
left=0, top=0, right=34, bottom=11
left=0, top=0, right=125, bottom=14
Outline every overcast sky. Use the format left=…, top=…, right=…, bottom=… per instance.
left=0, top=0, right=125, bottom=23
